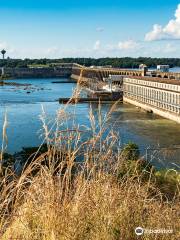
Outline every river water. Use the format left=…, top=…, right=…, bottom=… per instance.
left=170, top=67, right=180, bottom=72
left=0, top=78, right=180, bottom=169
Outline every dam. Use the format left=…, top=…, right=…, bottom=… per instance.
left=70, top=64, right=180, bottom=124
left=0, top=63, right=73, bottom=78
left=123, top=76, right=180, bottom=123
left=1, top=63, right=180, bottom=123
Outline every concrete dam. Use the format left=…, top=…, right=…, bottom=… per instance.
left=1, top=63, right=180, bottom=123
left=1, top=63, right=73, bottom=78
left=71, top=65, right=180, bottom=124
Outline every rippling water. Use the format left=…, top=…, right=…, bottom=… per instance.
left=0, top=78, right=180, bottom=169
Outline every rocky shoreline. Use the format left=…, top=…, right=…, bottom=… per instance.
left=0, top=80, right=31, bottom=87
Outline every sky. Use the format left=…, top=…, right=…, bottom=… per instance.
left=0, top=0, right=180, bottom=59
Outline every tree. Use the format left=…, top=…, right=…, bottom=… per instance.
left=1, top=49, right=6, bottom=59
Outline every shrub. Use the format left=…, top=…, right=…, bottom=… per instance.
left=121, top=142, right=140, bottom=161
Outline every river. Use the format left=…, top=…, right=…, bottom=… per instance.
left=0, top=78, right=180, bottom=169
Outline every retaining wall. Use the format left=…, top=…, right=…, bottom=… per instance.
left=124, top=97, right=180, bottom=124
left=3, top=67, right=72, bottom=78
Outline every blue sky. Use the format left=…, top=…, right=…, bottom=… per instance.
left=0, top=0, right=180, bottom=58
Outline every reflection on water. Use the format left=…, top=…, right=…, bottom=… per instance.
left=0, top=78, right=180, bottom=169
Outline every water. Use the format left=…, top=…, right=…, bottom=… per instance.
left=0, top=78, right=180, bottom=169
left=169, top=67, right=180, bottom=72
left=127, top=67, right=180, bottom=73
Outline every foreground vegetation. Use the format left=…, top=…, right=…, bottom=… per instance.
left=0, top=57, right=180, bottom=68
left=0, top=97, right=179, bottom=239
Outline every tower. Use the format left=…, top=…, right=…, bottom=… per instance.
left=1, top=49, right=6, bottom=59
left=139, top=64, right=148, bottom=77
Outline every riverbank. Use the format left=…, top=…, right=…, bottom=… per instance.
left=2, top=142, right=180, bottom=173
left=0, top=80, right=31, bottom=87
left=0, top=138, right=179, bottom=239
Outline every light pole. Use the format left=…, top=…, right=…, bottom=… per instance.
left=1, top=49, right=6, bottom=59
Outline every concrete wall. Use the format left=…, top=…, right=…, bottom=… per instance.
left=3, top=67, right=72, bottom=78
left=123, top=77, right=180, bottom=123
left=124, top=97, right=180, bottom=124
left=71, top=74, right=89, bottom=82
left=71, top=69, right=180, bottom=124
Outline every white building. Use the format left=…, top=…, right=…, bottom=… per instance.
left=157, top=65, right=169, bottom=72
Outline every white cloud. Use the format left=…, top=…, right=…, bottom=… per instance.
left=93, top=40, right=101, bottom=50
left=0, top=41, right=8, bottom=50
left=0, top=41, right=16, bottom=57
left=46, top=47, right=59, bottom=56
left=118, top=40, right=139, bottom=50
left=145, top=24, right=165, bottom=41
left=163, top=43, right=176, bottom=53
left=1, top=39, right=179, bottom=59
left=96, top=27, right=104, bottom=32
left=145, top=4, right=180, bottom=41
left=105, top=44, right=116, bottom=51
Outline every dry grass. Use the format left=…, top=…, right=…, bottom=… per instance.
left=0, top=83, right=179, bottom=240
left=0, top=112, right=8, bottom=175
left=0, top=161, right=179, bottom=240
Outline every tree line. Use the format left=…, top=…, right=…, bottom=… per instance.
left=0, top=57, right=180, bottom=68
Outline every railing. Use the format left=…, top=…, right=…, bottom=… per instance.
left=124, top=91, right=180, bottom=115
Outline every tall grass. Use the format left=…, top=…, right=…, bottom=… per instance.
left=0, top=82, right=179, bottom=240
left=0, top=112, right=8, bottom=175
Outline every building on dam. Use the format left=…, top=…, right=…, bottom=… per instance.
left=123, top=76, right=180, bottom=123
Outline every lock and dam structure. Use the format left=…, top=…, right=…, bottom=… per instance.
left=71, top=64, right=180, bottom=124
left=1, top=63, right=180, bottom=123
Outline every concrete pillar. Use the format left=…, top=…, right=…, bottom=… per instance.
left=1, top=67, right=4, bottom=76
left=141, top=66, right=148, bottom=77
